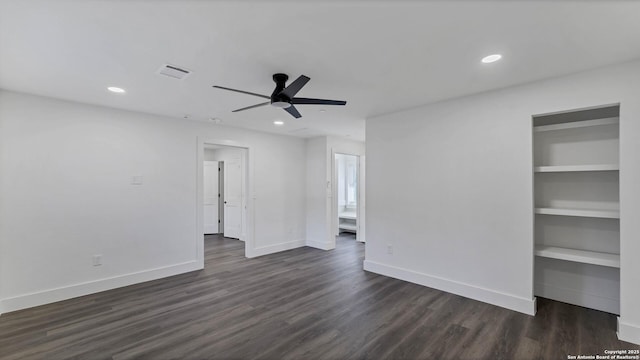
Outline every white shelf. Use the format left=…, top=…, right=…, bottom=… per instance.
left=534, top=164, right=619, bottom=173
left=339, top=211, right=357, bottom=233
left=535, top=245, right=620, bottom=268
left=533, top=106, right=620, bottom=314
left=533, top=117, right=619, bottom=132
left=535, top=207, right=619, bottom=219
left=339, top=223, right=357, bottom=231
left=338, top=213, right=357, bottom=220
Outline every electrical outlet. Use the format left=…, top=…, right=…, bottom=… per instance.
left=92, top=254, right=102, bottom=266
left=387, top=244, right=393, bottom=254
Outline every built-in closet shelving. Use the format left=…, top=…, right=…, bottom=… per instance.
left=533, top=104, right=620, bottom=314
left=339, top=211, right=357, bottom=233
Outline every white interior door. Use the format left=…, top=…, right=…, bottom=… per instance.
left=223, top=158, right=242, bottom=239
left=203, top=161, right=219, bottom=234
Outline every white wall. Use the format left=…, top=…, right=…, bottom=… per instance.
left=306, top=136, right=365, bottom=250
left=0, top=90, right=307, bottom=313
left=0, top=103, right=4, bottom=314
left=365, top=60, right=640, bottom=344
left=327, top=136, right=365, bottom=158
left=204, top=147, right=242, bottom=162
left=305, top=137, right=330, bottom=250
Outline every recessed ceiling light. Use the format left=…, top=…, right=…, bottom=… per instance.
left=481, top=54, right=502, bottom=64
left=273, top=120, right=284, bottom=126
left=319, top=109, right=326, bottom=113
left=107, top=86, right=126, bottom=93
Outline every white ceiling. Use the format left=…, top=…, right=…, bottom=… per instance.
left=2, top=1, right=640, bottom=141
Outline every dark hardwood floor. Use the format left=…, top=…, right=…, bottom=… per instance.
left=0, top=234, right=637, bottom=359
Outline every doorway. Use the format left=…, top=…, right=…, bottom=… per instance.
left=334, top=153, right=364, bottom=243
left=197, top=139, right=253, bottom=263
left=203, top=145, right=245, bottom=240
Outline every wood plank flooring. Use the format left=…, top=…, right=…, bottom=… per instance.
left=1, top=234, right=638, bottom=359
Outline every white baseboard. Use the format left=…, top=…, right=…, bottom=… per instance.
left=618, top=318, right=640, bottom=345
left=363, top=260, right=536, bottom=315
left=0, top=260, right=201, bottom=314
left=250, top=240, right=305, bottom=258
left=535, top=282, right=619, bottom=315
left=306, top=240, right=334, bottom=251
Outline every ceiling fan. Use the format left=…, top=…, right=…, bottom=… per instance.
left=213, top=73, right=347, bottom=119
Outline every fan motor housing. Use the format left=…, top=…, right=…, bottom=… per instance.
left=271, top=73, right=290, bottom=104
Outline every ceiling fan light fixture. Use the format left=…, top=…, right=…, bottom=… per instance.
left=271, top=101, right=291, bottom=109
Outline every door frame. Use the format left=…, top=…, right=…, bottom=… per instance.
left=196, top=138, right=255, bottom=264
left=332, top=150, right=366, bottom=246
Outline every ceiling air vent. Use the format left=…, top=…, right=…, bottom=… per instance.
left=157, top=64, right=191, bottom=80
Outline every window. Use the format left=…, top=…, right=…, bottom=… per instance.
left=346, top=159, right=357, bottom=208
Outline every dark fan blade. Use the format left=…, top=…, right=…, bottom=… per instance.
left=284, top=105, right=302, bottom=118
left=279, top=75, right=310, bottom=98
left=213, top=85, right=270, bottom=99
left=232, top=102, right=270, bottom=112
left=291, top=97, right=347, bottom=106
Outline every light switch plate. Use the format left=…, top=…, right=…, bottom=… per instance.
left=131, top=175, right=143, bottom=185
